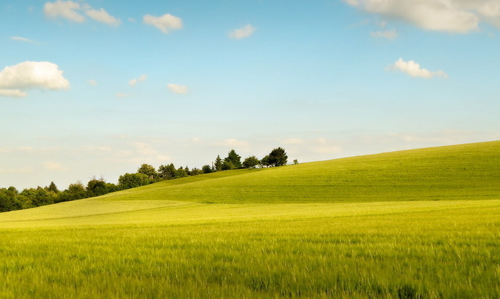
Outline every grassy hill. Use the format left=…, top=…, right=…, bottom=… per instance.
left=103, top=139, right=500, bottom=203
left=1, top=141, right=499, bottom=298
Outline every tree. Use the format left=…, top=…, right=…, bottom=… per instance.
left=243, top=156, right=260, bottom=168
left=48, top=181, right=59, bottom=193
left=268, top=147, right=288, bottom=167
left=293, top=159, right=299, bottom=165
left=224, top=149, right=242, bottom=169
left=158, top=163, right=177, bottom=180
left=260, top=155, right=271, bottom=168
left=87, top=178, right=108, bottom=197
left=67, top=181, right=87, bottom=200
left=176, top=166, right=188, bottom=178
left=214, top=155, right=223, bottom=171
left=202, top=165, right=213, bottom=174
left=118, top=173, right=150, bottom=190
left=222, top=160, right=235, bottom=171
left=137, top=164, right=158, bottom=179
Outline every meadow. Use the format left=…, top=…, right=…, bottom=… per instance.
left=1, top=141, right=500, bottom=298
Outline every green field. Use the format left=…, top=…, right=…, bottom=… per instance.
left=1, top=141, right=500, bottom=298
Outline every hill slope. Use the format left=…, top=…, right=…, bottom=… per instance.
left=106, top=140, right=500, bottom=203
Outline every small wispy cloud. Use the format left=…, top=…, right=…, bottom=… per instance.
left=87, top=79, right=97, bottom=86
left=85, top=8, right=121, bottom=26
left=387, top=58, right=448, bottom=79
left=11, top=36, right=37, bottom=44
left=143, top=13, right=182, bottom=33
left=44, top=0, right=121, bottom=26
left=229, top=24, right=256, bottom=39
left=129, top=74, right=147, bottom=87
left=167, top=83, right=188, bottom=94
left=371, top=29, right=398, bottom=40
left=116, top=93, right=129, bottom=97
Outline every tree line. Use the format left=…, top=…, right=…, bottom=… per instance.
left=0, top=147, right=292, bottom=213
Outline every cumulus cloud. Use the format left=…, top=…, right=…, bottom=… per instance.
left=0, top=61, right=69, bottom=98
left=44, top=0, right=85, bottom=22
left=167, top=83, right=188, bottom=94
left=388, top=58, right=448, bottom=79
left=371, top=29, right=398, bottom=39
left=129, top=74, right=147, bottom=87
left=342, top=0, right=488, bottom=33
left=85, top=8, right=121, bottom=26
left=229, top=24, right=256, bottom=39
left=143, top=13, right=183, bottom=33
left=44, top=1, right=121, bottom=26
left=11, top=36, right=37, bottom=44
left=343, top=0, right=500, bottom=33
left=0, top=89, right=27, bottom=98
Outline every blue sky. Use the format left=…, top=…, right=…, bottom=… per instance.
left=1, top=0, right=500, bottom=189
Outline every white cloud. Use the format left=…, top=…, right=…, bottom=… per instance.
left=371, top=29, right=398, bottom=39
left=44, top=0, right=85, bottom=22
left=167, top=83, right=188, bottom=94
left=0, top=167, right=34, bottom=174
left=87, top=79, right=97, bottom=86
left=0, top=89, right=27, bottom=98
left=85, top=8, right=121, bottom=26
left=116, top=93, right=129, bottom=97
left=44, top=161, right=66, bottom=171
left=388, top=58, right=448, bottom=79
left=128, top=18, right=136, bottom=23
left=342, top=0, right=481, bottom=33
left=44, top=1, right=121, bottom=26
left=129, top=74, right=147, bottom=87
left=143, top=13, right=183, bottom=33
left=11, top=36, right=37, bottom=44
left=0, top=61, right=70, bottom=98
left=229, top=24, right=256, bottom=39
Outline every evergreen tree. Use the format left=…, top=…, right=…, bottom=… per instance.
left=215, top=155, right=223, bottom=171
left=268, top=147, right=288, bottom=167
left=224, top=149, right=242, bottom=169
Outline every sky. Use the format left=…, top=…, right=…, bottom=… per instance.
left=1, top=0, right=500, bottom=190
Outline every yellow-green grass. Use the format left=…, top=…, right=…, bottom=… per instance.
left=1, top=141, right=500, bottom=298
left=95, top=140, right=500, bottom=204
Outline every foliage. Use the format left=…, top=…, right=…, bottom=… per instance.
left=260, top=155, right=270, bottom=168
left=202, top=165, right=213, bottom=174
left=222, top=160, right=235, bottom=170
left=118, top=173, right=150, bottom=190
left=268, top=147, right=288, bottom=166
left=243, top=156, right=260, bottom=168
left=137, top=164, right=158, bottom=179
left=87, top=178, right=108, bottom=197
left=158, top=163, right=177, bottom=180
left=214, top=155, right=223, bottom=171
left=225, top=149, right=242, bottom=169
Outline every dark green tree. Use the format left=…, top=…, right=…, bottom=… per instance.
left=137, top=164, right=158, bottom=179
left=268, top=147, right=288, bottom=167
left=48, top=181, right=59, bottom=193
left=243, top=156, right=260, bottom=168
left=214, top=155, right=223, bottom=171
left=224, top=149, right=242, bottom=169
left=202, top=165, right=213, bottom=174
left=118, top=173, right=150, bottom=189
left=87, top=178, right=108, bottom=197
left=260, top=155, right=271, bottom=168
left=176, top=166, right=188, bottom=178
left=158, top=163, right=177, bottom=180
left=222, top=160, right=235, bottom=170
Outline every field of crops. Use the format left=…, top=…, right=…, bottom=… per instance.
left=1, top=141, right=500, bottom=298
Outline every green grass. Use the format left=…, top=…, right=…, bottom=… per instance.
left=1, top=141, right=500, bottom=298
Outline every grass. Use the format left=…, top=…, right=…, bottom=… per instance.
left=1, top=141, right=500, bottom=298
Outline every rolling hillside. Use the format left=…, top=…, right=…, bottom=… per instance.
left=1, top=141, right=500, bottom=298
